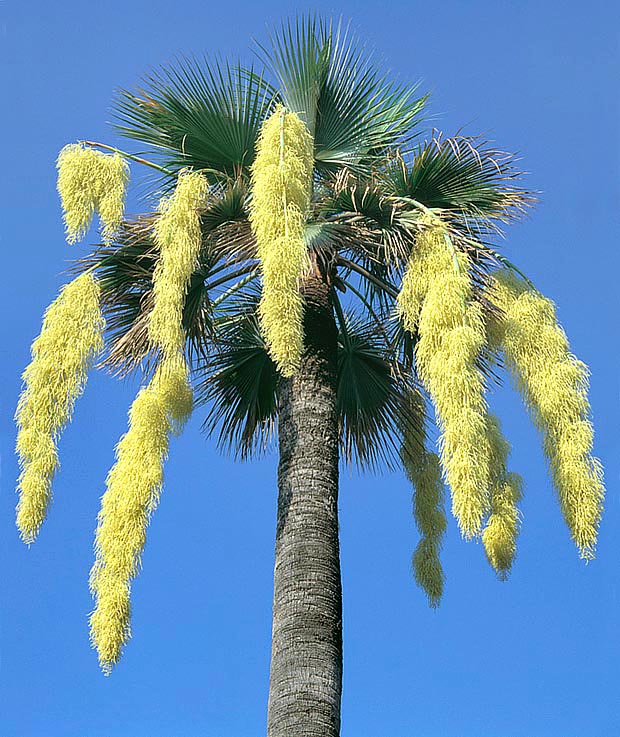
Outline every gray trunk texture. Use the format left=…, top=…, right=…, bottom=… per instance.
left=266, top=274, right=343, bottom=737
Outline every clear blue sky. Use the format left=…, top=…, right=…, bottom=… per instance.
left=1, top=2, right=618, bottom=736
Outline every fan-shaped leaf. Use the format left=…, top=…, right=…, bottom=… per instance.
left=114, top=60, right=276, bottom=179
left=260, top=15, right=427, bottom=171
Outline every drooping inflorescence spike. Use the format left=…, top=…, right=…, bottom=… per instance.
left=57, top=143, right=129, bottom=244
left=400, top=391, right=447, bottom=607
left=89, top=364, right=177, bottom=672
left=249, top=105, right=314, bottom=377
left=15, top=273, right=105, bottom=542
left=153, top=352, right=194, bottom=432
left=399, top=218, right=492, bottom=539
left=149, top=170, right=209, bottom=356
left=89, top=171, right=206, bottom=672
left=488, top=270, right=604, bottom=559
left=398, top=218, right=448, bottom=334
left=482, top=414, right=523, bottom=578
left=410, top=453, right=446, bottom=607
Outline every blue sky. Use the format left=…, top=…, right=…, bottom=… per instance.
left=1, top=1, right=618, bottom=736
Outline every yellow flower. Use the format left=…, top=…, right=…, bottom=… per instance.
left=482, top=415, right=522, bottom=578
left=250, top=106, right=314, bottom=376
left=153, top=353, right=194, bottom=432
left=489, top=270, right=604, bottom=559
left=57, top=143, right=129, bottom=244
left=149, top=171, right=208, bottom=356
left=397, top=217, right=451, bottom=333
left=401, top=391, right=446, bottom=607
left=400, top=219, right=492, bottom=539
left=16, top=273, right=104, bottom=542
left=90, top=169, right=204, bottom=672
left=89, top=357, right=192, bottom=672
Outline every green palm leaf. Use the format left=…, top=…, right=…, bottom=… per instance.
left=390, top=133, right=534, bottom=224
left=196, top=289, right=278, bottom=458
left=336, top=310, right=423, bottom=470
left=114, top=60, right=276, bottom=179
left=260, top=15, right=427, bottom=171
left=73, top=15, right=533, bottom=472
left=81, top=182, right=257, bottom=375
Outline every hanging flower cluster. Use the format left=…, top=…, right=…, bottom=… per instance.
left=15, top=272, right=105, bottom=543
left=89, top=357, right=192, bottom=671
left=89, top=171, right=207, bottom=672
left=149, top=172, right=209, bottom=354
left=399, top=216, right=496, bottom=539
left=398, top=215, right=604, bottom=589
left=16, top=142, right=126, bottom=545
left=400, top=391, right=446, bottom=607
left=482, top=415, right=523, bottom=578
left=250, top=105, right=314, bottom=377
left=487, top=271, right=604, bottom=559
left=57, top=144, right=129, bottom=244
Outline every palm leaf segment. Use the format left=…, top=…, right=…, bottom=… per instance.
left=42, top=15, right=601, bottom=627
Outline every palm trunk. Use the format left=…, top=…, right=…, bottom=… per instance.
left=267, top=273, right=343, bottom=737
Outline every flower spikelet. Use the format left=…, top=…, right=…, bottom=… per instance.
left=408, top=455, right=447, bottom=607
left=57, top=144, right=129, bottom=244
left=397, top=216, right=452, bottom=333
left=152, top=354, right=194, bottom=433
left=15, top=273, right=104, bottom=542
left=482, top=414, right=522, bottom=578
left=407, top=221, right=492, bottom=539
left=401, top=392, right=446, bottom=607
left=149, top=171, right=208, bottom=356
left=488, top=271, right=604, bottom=559
left=88, top=355, right=192, bottom=673
left=98, top=153, right=130, bottom=241
left=250, top=106, right=314, bottom=376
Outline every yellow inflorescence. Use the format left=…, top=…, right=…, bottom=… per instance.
left=482, top=415, right=523, bottom=578
left=153, top=353, right=194, bottom=432
left=149, top=171, right=208, bottom=355
left=90, top=359, right=194, bottom=673
left=398, top=218, right=449, bottom=334
left=57, top=143, right=129, bottom=244
left=489, top=271, right=604, bottom=559
left=15, top=273, right=104, bottom=543
left=249, top=105, right=314, bottom=376
left=400, top=219, right=492, bottom=539
left=89, top=363, right=180, bottom=672
left=89, top=171, right=204, bottom=672
left=401, top=391, right=446, bottom=607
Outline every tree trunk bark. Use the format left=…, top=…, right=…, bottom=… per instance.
left=267, top=274, right=342, bottom=737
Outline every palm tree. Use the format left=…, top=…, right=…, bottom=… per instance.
left=15, top=16, right=605, bottom=737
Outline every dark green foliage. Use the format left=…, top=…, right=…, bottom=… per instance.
left=336, top=310, right=418, bottom=470
left=388, top=133, right=534, bottom=226
left=196, top=290, right=278, bottom=457
left=114, top=61, right=276, bottom=180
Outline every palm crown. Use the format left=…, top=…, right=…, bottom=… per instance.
left=93, top=20, right=528, bottom=464
left=15, top=16, right=604, bottom=683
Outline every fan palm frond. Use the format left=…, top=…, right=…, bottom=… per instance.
left=390, top=132, right=535, bottom=227
left=196, top=291, right=426, bottom=468
left=259, top=15, right=427, bottom=172
left=73, top=15, right=533, bottom=472
left=79, top=183, right=258, bottom=375
left=114, top=60, right=276, bottom=180
left=330, top=182, right=414, bottom=270
left=196, top=289, right=278, bottom=458
left=335, top=309, right=423, bottom=471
